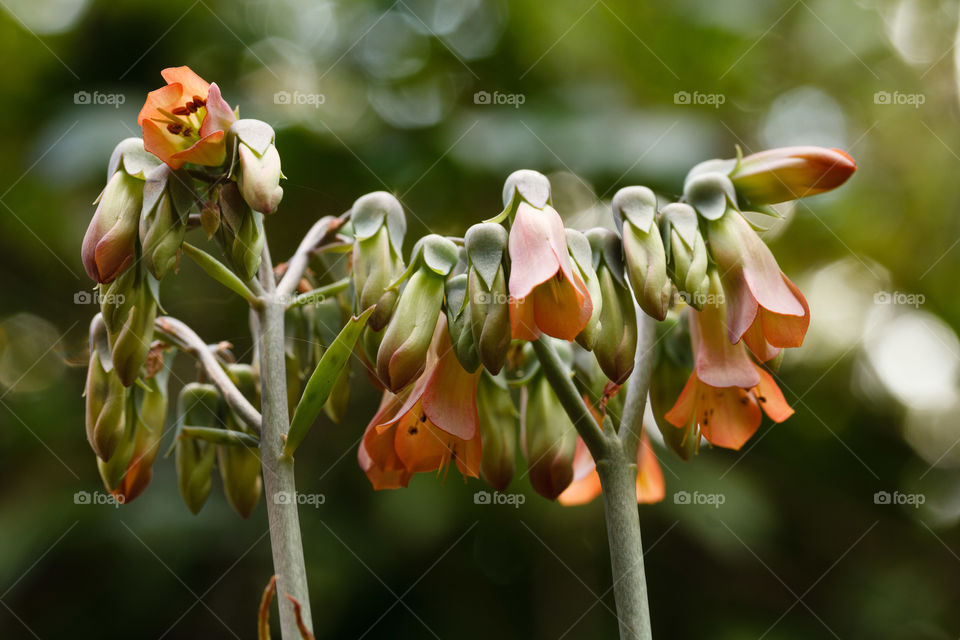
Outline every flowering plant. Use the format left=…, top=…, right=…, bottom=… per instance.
left=79, top=67, right=854, bottom=640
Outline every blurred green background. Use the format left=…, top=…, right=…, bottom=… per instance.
left=2, top=0, right=960, bottom=638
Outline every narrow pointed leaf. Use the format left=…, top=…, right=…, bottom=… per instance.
left=284, top=307, right=374, bottom=456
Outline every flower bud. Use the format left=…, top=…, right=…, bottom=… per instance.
left=377, top=234, right=458, bottom=392
left=612, top=186, right=669, bottom=321
left=111, top=364, right=170, bottom=502
left=586, top=228, right=637, bottom=385
left=101, top=267, right=158, bottom=386
left=175, top=383, right=222, bottom=514
left=97, top=411, right=136, bottom=492
left=522, top=372, right=577, bottom=500
left=445, top=274, right=481, bottom=372
left=478, top=373, right=517, bottom=491
left=218, top=182, right=264, bottom=281
left=84, top=314, right=127, bottom=461
left=465, top=223, right=510, bottom=373
left=730, top=146, right=856, bottom=205
left=501, top=169, right=551, bottom=215
left=351, top=192, right=406, bottom=331
left=218, top=367, right=262, bottom=519
left=661, top=203, right=709, bottom=310
left=140, top=165, right=189, bottom=280
left=81, top=170, right=143, bottom=283
left=228, top=119, right=284, bottom=214
left=566, top=229, right=602, bottom=350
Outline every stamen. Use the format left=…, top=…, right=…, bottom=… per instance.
left=166, top=123, right=183, bottom=135
left=172, top=106, right=191, bottom=116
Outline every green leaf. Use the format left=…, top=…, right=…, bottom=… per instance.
left=182, top=242, right=260, bottom=307
left=283, top=307, right=374, bottom=457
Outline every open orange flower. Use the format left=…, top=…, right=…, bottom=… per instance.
left=508, top=202, right=593, bottom=341
left=707, top=209, right=809, bottom=357
left=359, top=317, right=482, bottom=489
left=664, top=289, right=793, bottom=450
left=559, top=426, right=665, bottom=506
left=138, top=66, right=236, bottom=170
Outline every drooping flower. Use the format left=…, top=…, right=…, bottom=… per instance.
left=664, top=272, right=793, bottom=449
left=558, top=398, right=665, bottom=506
left=81, top=170, right=143, bottom=284
left=730, top=146, right=857, bottom=205
left=138, top=66, right=237, bottom=170
left=706, top=208, right=810, bottom=355
left=360, top=317, right=482, bottom=489
left=508, top=202, right=593, bottom=341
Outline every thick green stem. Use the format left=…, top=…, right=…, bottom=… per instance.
left=257, top=246, right=314, bottom=639
left=595, top=446, right=652, bottom=640
left=533, top=327, right=655, bottom=640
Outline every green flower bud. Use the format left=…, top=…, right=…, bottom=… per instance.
left=112, top=368, right=169, bottom=502
left=351, top=192, right=406, bottom=331
left=662, top=203, right=709, bottom=310
left=217, top=363, right=262, bottom=518
left=377, top=234, right=458, bottom=392
left=465, top=223, right=510, bottom=374
left=228, top=119, right=284, bottom=215
left=218, top=182, right=264, bottom=282
left=175, top=383, right=222, bottom=514
left=97, top=406, right=136, bottom=492
left=612, top=186, right=670, bottom=321
left=586, top=228, right=637, bottom=385
left=84, top=314, right=127, bottom=461
left=522, top=372, right=577, bottom=500
left=82, top=171, right=143, bottom=284
left=478, top=373, right=517, bottom=491
left=445, top=274, right=481, bottom=372
left=140, top=164, right=193, bottom=280
left=501, top=169, right=551, bottom=215
left=566, top=229, right=603, bottom=350
left=100, top=267, right=158, bottom=387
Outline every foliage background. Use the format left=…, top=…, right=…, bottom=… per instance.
left=1, top=0, right=959, bottom=638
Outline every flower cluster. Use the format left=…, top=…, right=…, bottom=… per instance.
left=80, top=67, right=282, bottom=510
left=80, top=66, right=856, bottom=516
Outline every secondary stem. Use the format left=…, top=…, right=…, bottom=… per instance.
left=257, top=247, right=314, bottom=639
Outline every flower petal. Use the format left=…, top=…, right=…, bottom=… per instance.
left=531, top=271, right=591, bottom=341
left=753, top=366, right=794, bottom=423
left=200, top=83, right=236, bottom=138
left=509, top=295, right=541, bottom=341
left=636, top=434, right=665, bottom=504
left=142, top=119, right=190, bottom=169
left=170, top=130, right=227, bottom=168
left=699, top=384, right=762, bottom=450
left=759, top=274, right=809, bottom=348
left=692, top=305, right=760, bottom=389
left=138, top=83, right=183, bottom=126
left=160, top=66, right=210, bottom=102
left=507, top=202, right=562, bottom=299
left=421, top=347, right=481, bottom=440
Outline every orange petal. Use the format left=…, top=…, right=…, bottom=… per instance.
left=137, top=83, right=183, bottom=126
left=664, top=373, right=699, bottom=429
left=531, top=272, right=591, bottom=341
left=759, top=275, right=809, bottom=349
left=558, top=470, right=602, bottom=505
left=160, top=66, right=210, bottom=102
left=636, top=434, right=665, bottom=504
left=394, top=408, right=450, bottom=473
left=742, top=315, right=781, bottom=362
left=170, top=130, right=227, bottom=168
left=692, top=306, right=760, bottom=389
left=422, top=347, right=481, bottom=440
left=359, top=421, right=411, bottom=489
left=142, top=119, right=190, bottom=168
left=507, top=202, right=563, bottom=299
left=699, top=384, right=762, bottom=450
left=753, top=366, right=794, bottom=423
left=453, top=427, right=482, bottom=479
left=509, top=295, right=541, bottom=341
